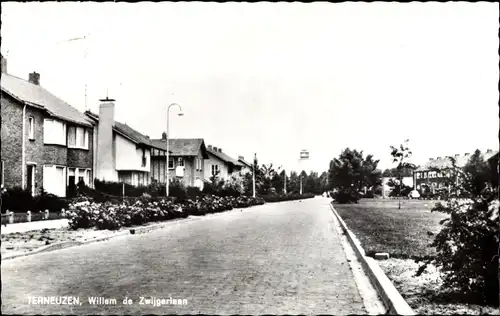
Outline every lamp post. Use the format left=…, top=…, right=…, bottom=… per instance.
left=165, top=103, right=184, bottom=197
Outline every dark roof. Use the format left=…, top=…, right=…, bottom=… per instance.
left=416, top=150, right=499, bottom=172
left=207, top=147, right=241, bottom=168
left=150, top=138, right=209, bottom=158
left=85, top=111, right=164, bottom=151
left=1, top=73, right=91, bottom=127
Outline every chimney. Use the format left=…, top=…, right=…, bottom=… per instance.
left=213, top=146, right=218, bottom=152
left=218, top=148, right=222, bottom=153
left=96, top=97, right=117, bottom=182
left=1, top=54, right=6, bottom=74
left=162, top=132, right=167, bottom=140
left=464, top=153, right=470, bottom=156
left=455, top=154, right=460, bottom=157
left=487, top=149, right=492, bottom=153
left=238, top=156, right=244, bottom=161
left=208, top=145, right=212, bottom=150
left=429, top=158, right=434, bottom=161
left=436, top=157, right=441, bottom=160
left=29, top=72, right=40, bottom=85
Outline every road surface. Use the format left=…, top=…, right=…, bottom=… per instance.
left=2, top=198, right=368, bottom=315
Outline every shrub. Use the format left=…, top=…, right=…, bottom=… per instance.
left=1, top=187, right=36, bottom=212
left=332, top=189, right=361, bottom=204
left=186, top=186, right=202, bottom=199
left=417, top=150, right=499, bottom=306
left=220, top=176, right=244, bottom=197
left=34, top=189, right=69, bottom=212
left=168, top=179, right=187, bottom=200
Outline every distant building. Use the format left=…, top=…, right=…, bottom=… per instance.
left=237, top=156, right=253, bottom=176
left=204, top=145, right=243, bottom=181
left=413, top=149, right=498, bottom=192
left=150, top=136, right=209, bottom=189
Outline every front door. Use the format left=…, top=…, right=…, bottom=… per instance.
left=27, top=165, right=35, bottom=196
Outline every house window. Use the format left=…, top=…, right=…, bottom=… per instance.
left=168, top=157, right=174, bottom=169
left=141, top=148, right=147, bottom=167
left=416, top=173, right=420, bottom=179
left=68, top=126, right=88, bottom=149
left=178, top=157, right=184, bottom=167
left=28, top=116, right=35, bottom=140
left=197, top=158, right=202, bottom=171
left=211, top=164, right=219, bottom=176
left=44, top=119, right=66, bottom=145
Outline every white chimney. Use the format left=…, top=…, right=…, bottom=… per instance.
left=96, top=97, right=118, bottom=181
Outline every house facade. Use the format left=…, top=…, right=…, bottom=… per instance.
left=204, top=145, right=243, bottom=181
left=1, top=57, right=93, bottom=197
left=85, top=100, right=166, bottom=187
left=413, top=149, right=498, bottom=192
left=150, top=135, right=209, bottom=189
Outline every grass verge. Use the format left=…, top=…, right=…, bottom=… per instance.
left=334, top=199, right=499, bottom=315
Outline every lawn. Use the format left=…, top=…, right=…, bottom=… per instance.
left=333, top=198, right=448, bottom=259
left=334, top=198, right=499, bottom=315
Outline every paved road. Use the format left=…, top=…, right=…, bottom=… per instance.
left=2, top=198, right=367, bottom=315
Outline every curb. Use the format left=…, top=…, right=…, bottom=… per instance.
left=329, top=203, right=415, bottom=315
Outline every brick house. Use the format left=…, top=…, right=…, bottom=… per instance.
left=1, top=56, right=93, bottom=197
left=150, top=135, right=209, bottom=189
left=413, top=149, right=498, bottom=193
left=85, top=99, right=166, bottom=186
left=204, top=145, right=243, bottom=181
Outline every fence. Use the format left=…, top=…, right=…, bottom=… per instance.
left=1, top=209, right=67, bottom=225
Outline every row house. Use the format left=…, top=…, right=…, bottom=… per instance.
left=1, top=56, right=93, bottom=197
left=205, top=145, right=243, bottom=181
left=150, top=135, right=209, bottom=189
left=413, top=149, right=498, bottom=192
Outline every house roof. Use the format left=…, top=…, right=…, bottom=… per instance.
left=416, top=150, right=499, bottom=172
left=150, top=138, right=209, bottom=158
left=1, top=73, right=92, bottom=127
left=207, top=147, right=241, bottom=168
left=85, top=111, right=165, bottom=151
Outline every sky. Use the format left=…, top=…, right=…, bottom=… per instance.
left=1, top=2, right=498, bottom=174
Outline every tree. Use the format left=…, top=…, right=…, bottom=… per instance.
left=328, top=148, right=382, bottom=203
left=417, top=149, right=499, bottom=306
left=390, top=139, right=416, bottom=209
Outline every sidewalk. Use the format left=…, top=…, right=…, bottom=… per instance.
left=1, top=219, right=69, bottom=235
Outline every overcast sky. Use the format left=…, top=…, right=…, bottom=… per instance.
left=2, top=2, right=498, bottom=173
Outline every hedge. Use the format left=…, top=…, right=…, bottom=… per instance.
left=261, top=193, right=315, bottom=203
left=1, top=187, right=68, bottom=213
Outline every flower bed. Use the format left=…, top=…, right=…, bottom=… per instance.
left=67, top=195, right=265, bottom=230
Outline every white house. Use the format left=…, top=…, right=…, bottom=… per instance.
left=85, top=98, right=166, bottom=186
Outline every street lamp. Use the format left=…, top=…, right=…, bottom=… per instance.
left=165, top=103, right=184, bottom=197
